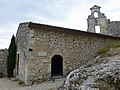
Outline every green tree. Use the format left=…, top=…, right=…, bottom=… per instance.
left=7, top=35, right=16, bottom=77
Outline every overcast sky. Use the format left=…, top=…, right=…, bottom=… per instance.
left=0, top=0, right=120, bottom=49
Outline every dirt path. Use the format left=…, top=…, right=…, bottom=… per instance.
left=0, top=77, right=65, bottom=90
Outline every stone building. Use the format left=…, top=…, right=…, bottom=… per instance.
left=15, top=22, right=120, bottom=85
left=108, top=21, right=120, bottom=36
left=0, top=49, right=7, bottom=77
left=87, top=5, right=120, bottom=36
left=15, top=5, right=120, bottom=85
left=87, top=5, right=109, bottom=35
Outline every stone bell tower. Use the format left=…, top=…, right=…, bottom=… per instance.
left=87, top=5, right=109, bottom=35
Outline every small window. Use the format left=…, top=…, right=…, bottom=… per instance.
left=94, top=12, right=98, bottom=18
left=29, top=48, right=33, bottom=52
left=31, top=36, right=34, bottom=38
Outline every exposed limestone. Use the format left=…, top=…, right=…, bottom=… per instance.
left=63, top=47, right=120, bottom=90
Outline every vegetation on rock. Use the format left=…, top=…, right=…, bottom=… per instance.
left=18, top=79, right=24, bottom=85
left=62, top=42, right=120, bottom=90
left=97, top=42, right=120, bottom=55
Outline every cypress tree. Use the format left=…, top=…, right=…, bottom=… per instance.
left=7, top=35, right=16, bottom=77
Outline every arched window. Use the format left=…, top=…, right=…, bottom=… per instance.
left=94, top=12, right=98, bottom=18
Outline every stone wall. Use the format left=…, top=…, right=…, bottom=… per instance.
left=0, top=49, right=7, bottom=77
left=15, top=22, right=120, bottom=85
left=16, top=22, right=30, bottom=84
left=108, top=21, right=120, bottom=36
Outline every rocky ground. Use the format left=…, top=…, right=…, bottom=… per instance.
left=0, top=77, right=65, bottom=90
left=62, top=47, right=120, bottom=90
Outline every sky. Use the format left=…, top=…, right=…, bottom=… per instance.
left=0, top=0, right=120, bottom=49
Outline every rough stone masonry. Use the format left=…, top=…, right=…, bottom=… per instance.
left=0, top=49, right=7, bottom=77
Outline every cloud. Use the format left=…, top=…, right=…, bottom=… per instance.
left=0, top=0, right=120, bottom=49
left=0, top=23, right=18, bottom=49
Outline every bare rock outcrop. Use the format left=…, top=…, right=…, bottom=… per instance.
left=62, top=47, right=120, bottom=90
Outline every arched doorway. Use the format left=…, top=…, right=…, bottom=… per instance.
left=51, top=55, right=63, bottom=76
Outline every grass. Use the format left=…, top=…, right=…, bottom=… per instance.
left=18, top=79, right=24, bottom=85
left=48, top=88, right=56, bottom=90
left=96, top=42, right=120, bottom=55
left=97, top=47, right=110, bottom=55
left=108, top=42, right=120, bottom=48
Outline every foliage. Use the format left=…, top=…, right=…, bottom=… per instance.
left=48, top=88, right=56, bottom=90
left=96, top=47, right=110, bottom=55
left=7, top=35, right=17, bottom=77
left=97, top=42, right=120, bottom=55
left=108, top=42, right=120, bottom=48
left=18, top=79, right=24, bottom=85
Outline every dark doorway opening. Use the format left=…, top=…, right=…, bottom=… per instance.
left=51, top=55, right=63, bottom=77
left=16, top=54, right=19, bottom=75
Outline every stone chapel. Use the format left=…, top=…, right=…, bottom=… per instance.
left=15, top=5, right=120, bottom=85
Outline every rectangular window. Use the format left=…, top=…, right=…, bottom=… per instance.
left=95, top=26, right=100, bottom=33
left=17, top=54, right=19, bottom=75
left=29, top=48, right=33, bottom=52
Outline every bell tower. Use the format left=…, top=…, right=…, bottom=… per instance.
left=87, top=5, right=108, bottom=35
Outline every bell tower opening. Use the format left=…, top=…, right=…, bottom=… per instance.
left=94, top=12, right=98, bottom=18
left=87, top=5, right=108, bottom=35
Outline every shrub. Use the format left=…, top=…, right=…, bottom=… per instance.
left=97, top=48, right=110, bottom=55
left=48, top=88, right=56, bottom=90
left=109, top=42, right=120, bottom=48
left=96, top=42, right=120, bottom=55
left=18, top=80, right=24, bottom=85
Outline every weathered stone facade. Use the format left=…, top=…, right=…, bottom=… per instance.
left=15, top=23, right=29, bottom=84
left=108, top=21, right=120, bottom=36
left=87, top=5, right=120, bottom=36
left=0, top=49, right=7, bottom=77
left=87, top=5, right=109, bottom=35
left=16, top=22, right=120, bottom=85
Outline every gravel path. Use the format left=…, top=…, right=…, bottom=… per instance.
left=0, top=77, right=65, bottom=90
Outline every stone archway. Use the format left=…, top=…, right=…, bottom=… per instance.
left=51, top=55, right=63, bottom=76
